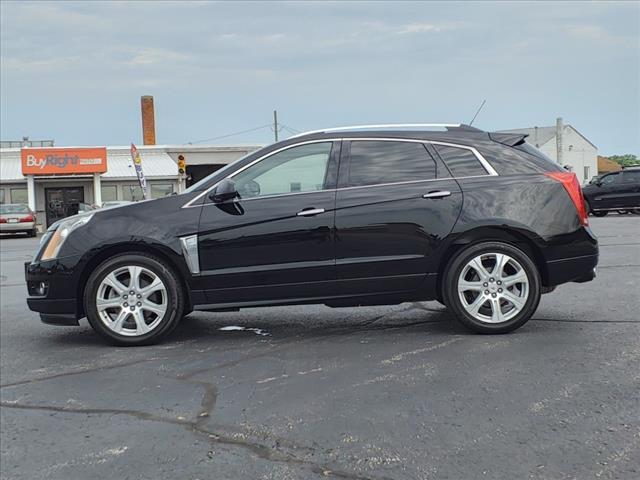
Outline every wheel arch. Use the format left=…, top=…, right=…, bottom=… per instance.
left=76, top=242, right=192, bottom=318
left=436, top=226, right=550, bottom=299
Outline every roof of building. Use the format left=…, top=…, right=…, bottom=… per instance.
left=1, top=146, right=178, bottom=183
left=598, top=156, right=622, bottom=174
left=497, top=125, right=597, bottom=150
left=0, top=144, right=262, bottom=183
left=102, top=151, right=177, bottom=180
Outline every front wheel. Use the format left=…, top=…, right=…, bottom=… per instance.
left=84, top=253, right=184, bottom=346
left=592, top=210, right=608, bottom=217
left=442, top=242, right=541, bottom=334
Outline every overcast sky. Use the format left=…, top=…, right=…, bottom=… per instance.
left=1, top=0, right=638, bottom=155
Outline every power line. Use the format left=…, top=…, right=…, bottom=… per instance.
left=280, top=124, right=301, bottom=135
left=189, top=124, right=272, bottom=144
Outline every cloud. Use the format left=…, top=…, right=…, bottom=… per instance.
left=396, top=23, right=445, bottom=34
left=0, top=0, right=638, bottom=154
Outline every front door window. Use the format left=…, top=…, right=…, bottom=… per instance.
left=232, top=142, right=333, bottom=199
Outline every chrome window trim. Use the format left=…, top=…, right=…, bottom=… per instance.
left=181, top=137, right=498, bottom=209
left=428, top=140, right=499, bottom=177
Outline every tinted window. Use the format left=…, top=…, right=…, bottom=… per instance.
left=233, top=142, right=332, bottom=198
left=601, top=173, right=620, bottom=185
left=434, top=145, right=488, bottom=177
left=622, top=170, right=640, bottom=183
left=348, top=141, right=435, bottom=187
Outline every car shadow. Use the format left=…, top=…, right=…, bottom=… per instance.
left=39, top=303, right=473, bottom=349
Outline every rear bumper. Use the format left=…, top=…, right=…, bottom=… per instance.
left=545, top=253, right=598, bottom=286
left=1, top=222, right=35, bottom=232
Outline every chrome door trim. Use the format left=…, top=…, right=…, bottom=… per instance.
left=181, top=137, right=499, bottom=209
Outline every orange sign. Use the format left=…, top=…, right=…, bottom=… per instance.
left=21, top=147, right=107, bottom=175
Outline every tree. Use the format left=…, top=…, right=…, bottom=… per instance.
left=608, top=154, right=639, bottom=167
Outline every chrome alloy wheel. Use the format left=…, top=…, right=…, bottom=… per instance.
left=96, top=265, right=168, bottom=336
left=457, top=253, right=529, bottom=324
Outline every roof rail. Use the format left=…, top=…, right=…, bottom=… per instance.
left=290, top=123, right=469, bottom=138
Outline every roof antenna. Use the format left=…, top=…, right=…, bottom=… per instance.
left=469, top=99, right=487, bottom=126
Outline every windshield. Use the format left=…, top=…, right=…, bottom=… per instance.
left=182, top=149, right=262, bottom=194
left=0, top=204, right=30, bottom=214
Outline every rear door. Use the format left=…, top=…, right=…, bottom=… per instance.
left=334, top=139, right=463, bottom=296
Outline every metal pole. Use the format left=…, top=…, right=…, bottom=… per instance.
left=273, top=110, right=279, bottom=142
left=556, top=117, right=563, bottom=166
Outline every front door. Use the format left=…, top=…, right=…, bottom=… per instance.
left=45, top=187, right=84, bottom=227
left=334, top=140, right=463, bottom=295
left=197, top=141, right=340, bottom=305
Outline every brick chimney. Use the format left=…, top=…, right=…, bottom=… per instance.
left=141, top=95, right=156, bottom=145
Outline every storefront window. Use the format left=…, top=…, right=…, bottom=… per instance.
left=150, top=183, right=174, bottom=199
left=0, top=188, right=5, bottom=204
left=10, top=188, right=28, bottom=204
left=101, top=185, right=118, bottom=203
left=122, top=184, right=144, bottom=202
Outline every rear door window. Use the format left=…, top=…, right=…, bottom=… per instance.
left=347, top=141, right=436, bottom=187
left=434, top=145, right=488, bottom=177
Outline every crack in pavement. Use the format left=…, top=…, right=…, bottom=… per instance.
left=0, top=356, right=170, bottom=389
left=0, top=400, right=388, bottom=480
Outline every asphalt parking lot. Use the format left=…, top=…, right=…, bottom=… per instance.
left=0, top=216, right=638, bottom=480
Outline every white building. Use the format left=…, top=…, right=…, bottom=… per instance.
left=498, top=119, right=598, bottom=184
left=0, top=143, right=260, bottom=229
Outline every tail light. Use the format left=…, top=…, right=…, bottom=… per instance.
left=0, top=218, right=6, bottom=224
left=19, top=215, right=35, bottom=222
left=545, top=171, right=589, bottom=226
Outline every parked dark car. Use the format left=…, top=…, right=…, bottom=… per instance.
left=25, top=124, right=598, bottom=345
left=582, top=167, right=640, bottom=216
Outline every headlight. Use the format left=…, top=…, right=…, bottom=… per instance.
left=40, top=214, right=94, bottom=260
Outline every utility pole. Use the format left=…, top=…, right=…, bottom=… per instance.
left=556, top=117, right=564, bottom=166
left=273, top=110, right=279, bottom=142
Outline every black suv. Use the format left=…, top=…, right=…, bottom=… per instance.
left=582, top=167, right=640, bottom=216
left=25, top=125, right=598, bottom=345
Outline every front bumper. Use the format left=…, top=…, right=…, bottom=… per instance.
left=25, top=256, right=82, bottom=326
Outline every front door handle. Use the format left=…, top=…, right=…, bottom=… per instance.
left=297, top=208, right=325, bottom=217
left=422, top=190, right=451, bottom=199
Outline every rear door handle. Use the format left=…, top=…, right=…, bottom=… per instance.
left=422, top=190, right=451, bottom=199
left=297, top=208, right=325, bottom=217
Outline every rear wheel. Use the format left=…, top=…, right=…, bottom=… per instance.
left=28, top=228, right=37, bottom=237
left=443, top=242, right=541, bottom=334
left=592, top=210, right=608, bottom=217
left=85, top=253, right=184, bottom=346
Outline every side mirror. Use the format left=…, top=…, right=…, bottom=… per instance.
left=209, top=179, right=239, bottom=203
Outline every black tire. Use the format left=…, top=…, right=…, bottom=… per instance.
left=84, top=253, right=184, bottom=346
left=631, top=208, right=640, bottom=215
left=617, top=210, right=629, bottom=215
left=592, top=211, right=608, bottom=217
left=442, top=241, right=541, bottom=334
left=29, top=229, right=37, bottom=237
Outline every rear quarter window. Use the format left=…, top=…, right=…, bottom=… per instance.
left=433, top=145, right=488, bottom=177
left=478, top=143, right=563, bottom=175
